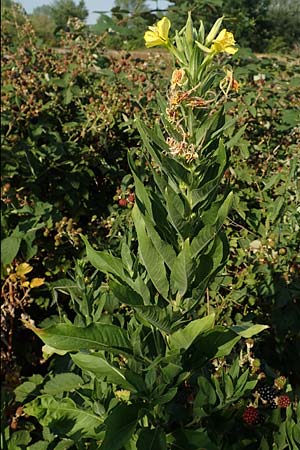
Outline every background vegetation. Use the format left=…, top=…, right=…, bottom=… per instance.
left=1, top=2, right=299, bottom=449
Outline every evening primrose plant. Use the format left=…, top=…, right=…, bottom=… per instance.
left=22, top=14, right=270, bottom=450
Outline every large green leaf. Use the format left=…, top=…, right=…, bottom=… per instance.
left=132, top=206, right=169, bottom=299
left=165, top=186, right=191, bottom=239
left=24, top=395, right=103, bottom=439
left=190, top=224, right=215, bottom=259
left=170, top=239, right=194, bottom=296
left=169, top=314, right=215, bottom=352
left=135, top=120, right=164, bottom=170
left=24, top=321, right=131, bottom=353
left=82, top=235, right=126, bottom=279
left=42, top=373, right=83, bottom=395
left=100, top=404, right=139, bottom=450
left=133, top=204, right=176, bottom=270
left=190, top=178, right=219, bottom=209
left=129, top=155, right=152, bottom=218
left=189, top=326, right=241, bottom=368
left=109, top=279, right=143, bottom=306
left=82, top=236, right=144, bottom=298
left=7, top=430, right=31, bottom=450
left=1, top=235, right=22, bottom=265
left=135, top=306, right=172, bottom=334
left=231, top=323, right=269, bottom=338
left=71, top=352, right=138, bottom=391
left=214, top=191, right=233, bottom=230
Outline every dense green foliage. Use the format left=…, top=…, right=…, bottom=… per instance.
left=167, top=0, right=300, bottom=51
left=1, top=7, right=299, bottom=450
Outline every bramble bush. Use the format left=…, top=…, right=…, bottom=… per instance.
left=1, top=8, right=299, bottom=450
left=1, top=9, right=167, bottom=383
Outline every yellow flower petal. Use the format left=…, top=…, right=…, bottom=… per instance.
left=16, top=262, right=33, bottom=277
left=157, top=16, right=170, bottom=40
left=21, top=281, right=30, bottom=288
left=30, top=278, right=45, bottom=288
left=211, top=29, right=238, bottom=55
left=225, top=46, right=238, bottom=55
left=144, top=17, right=171, bottom=48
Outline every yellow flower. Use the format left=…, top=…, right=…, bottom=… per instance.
left=144, top=17, right=171, bottom=48
left=211, top=29, right=238, bottom=55
left=30, top=278, right=45, bottom=288
left=15, top=262, right=33, bottom=278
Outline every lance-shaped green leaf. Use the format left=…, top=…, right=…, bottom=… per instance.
left=24, top=395, right=104, bottom=439
left=190, top=322, right=268, bottom=369
left=121, top=242, right=134, bottom=275
left=170, top=239, right=194, bottom=296
left=132, top=205, right=169, bottom=300
left=23, top=319, right=131, bottom=353
left=190, top=177, right=220, bottom=209
left=128, top=154, right=152, bottom=218
left=169, top=314, right=215, bottom=352
left=134, top=204, right=176, bottom=269
left=135, top=119, right=165, bottom=169
left=82, top=235, right=126, bottom=279
left=165, top=185, right=191, bottom=239
left=189, top=327, right=241, bottom=367
left=231, top=323, right=269, bottom=338
left=190, top=46, right=203, bottom=83
left=190, top=224, right=215, bottom=259
left=42, top=373, right=83, bottom=395
left=71, top=353, right=139, bottom=392
left=214, top=191, right=234, bottom=230
left=100, top=404, right=140, bottom=450
left=109, top=279, right=143, bottom=306
left=82, top=235, right=145, bottom=298
left=135, top=305, right=172, bottom=334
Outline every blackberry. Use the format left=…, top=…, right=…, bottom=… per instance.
left=256, top=413, right=266, bottom=425
left=243, top=407, right=259, bottom=425
left=258, top=385, right=277, bottom=403
left=269, top=400, right=277, bottom=409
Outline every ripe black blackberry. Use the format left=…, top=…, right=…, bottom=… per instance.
left=258, top=385, right=277, bottom=403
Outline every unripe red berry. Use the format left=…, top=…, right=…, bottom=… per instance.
left=118, top=198, right=127, bottom=207
left=277, top=395, right=290, bottom=408
left=127, top=193, right=135, bottom=203
left=242, top=407, right=259, bottom=425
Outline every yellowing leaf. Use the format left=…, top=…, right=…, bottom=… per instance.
left=16, top=262, right=33, bottom=277
left=30, top=278, right=45, bottom=288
